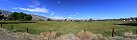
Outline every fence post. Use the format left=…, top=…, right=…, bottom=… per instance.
left=1, top=24, right=2, bottom=28
left=11, top=25, right=13, bottom=30
left=112, top=28, right=114, bottom=37
left=27, top=27, right=29, bottom=33
left=126, top=29, right=127, bottom=32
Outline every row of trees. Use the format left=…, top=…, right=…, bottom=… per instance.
left=0, top=12, right=32, bottom=21
left=97, top=17, right=137, bottom=21
left=46, top=18, right=93, bottom=21
left=119, top=17, right=137, bottom=20
left=8, top=12, right=32, bottom=21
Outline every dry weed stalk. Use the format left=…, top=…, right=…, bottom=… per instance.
left=77, top=30, right=108, bottom=40
left=77, top=30, right=93, bottom=40
left=40, top=32, right=56, bottom=40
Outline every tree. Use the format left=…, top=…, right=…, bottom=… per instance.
left=47, top=18, right=52, bottom=21
left=8, top=12, right=18, bottom=20
left=89, top=18, right=92, bottom=21
left=0, top=11, right=2, bottom=14
left=0, top=14, right=4, bottom=18
left=24, top=15, right=32, bottom=20
left=134, top=17, right=137, bottom=22
left=8, top=12, right=32, bottom=20
left=0, top=11, right=4, bottom=20
left=64, top=19, right=67, bottom=21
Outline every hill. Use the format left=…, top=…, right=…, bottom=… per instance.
left=0, top=10, right=47, bottom=20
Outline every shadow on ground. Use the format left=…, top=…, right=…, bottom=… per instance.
left=116, top=22, right=137, bottom=26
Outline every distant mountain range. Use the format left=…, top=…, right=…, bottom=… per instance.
left=30, top=14, right=47, bottom=20
left=0, top=10, right=12, bottom=17
left=0, top=10, right=47, bottom=20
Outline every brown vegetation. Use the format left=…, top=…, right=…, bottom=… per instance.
left=40, top=32, right=57, bottom=40
left=0, top=27, right=137, bottom=40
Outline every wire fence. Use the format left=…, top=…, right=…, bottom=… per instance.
left=1, top=23, right=137, bottom=37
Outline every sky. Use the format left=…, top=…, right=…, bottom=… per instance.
left=0, top=0, right=137, bottom=19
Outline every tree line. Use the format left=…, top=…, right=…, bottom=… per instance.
left=0, top=12, right=32, bottom=21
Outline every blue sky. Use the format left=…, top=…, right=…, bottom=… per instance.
left=0, top=0, right=137, bottom=19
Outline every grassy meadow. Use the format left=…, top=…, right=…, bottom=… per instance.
left=1, top=21, right=137, bottom=36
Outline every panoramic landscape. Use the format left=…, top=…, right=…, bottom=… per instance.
left=0, top=0, right=137, bottom=40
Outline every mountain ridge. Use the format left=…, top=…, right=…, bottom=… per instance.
left=0, top=10, right=47, bottom=20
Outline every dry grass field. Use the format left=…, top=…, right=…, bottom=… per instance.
left=1, top=21, right=137, bottom=37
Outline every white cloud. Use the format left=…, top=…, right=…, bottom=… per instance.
left=28, top=0, right=41, bottom=7
left=69, top=12, right=80, bottom=16
left=49, top=16, right=90, bottom=20
left=11, top=11, right=15, bottom=12
left=50, top=12, right=55, bottom=16
left=17, top=8, right=49, bottom=13
left=13, top=8, right=18, bottom=9
left=50, top=16, right=66, bottom=19
left=76, top=13, right=79, bottom=15
left=50, top=11, right=55, bottom=16
left=68, top=17, right=72, bottom=18
left=69, top=15, right=75, bottom=16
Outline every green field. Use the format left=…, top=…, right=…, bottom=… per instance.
left=1, top=21, right=137, bottom=36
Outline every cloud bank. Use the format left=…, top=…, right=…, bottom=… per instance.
left=16, top=8, right=49, bottom=13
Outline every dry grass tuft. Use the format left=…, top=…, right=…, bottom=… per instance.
left=57, top=33, right=80, bottom=40
left=77, top=30, right=93, bottom=40
left=40, top=32, right=57, bottom=40
left=123, top=32, right=134, bottom=38
left=95, top=34, right=107, bottom=40
left=77, top=30, right=108, bottom=40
